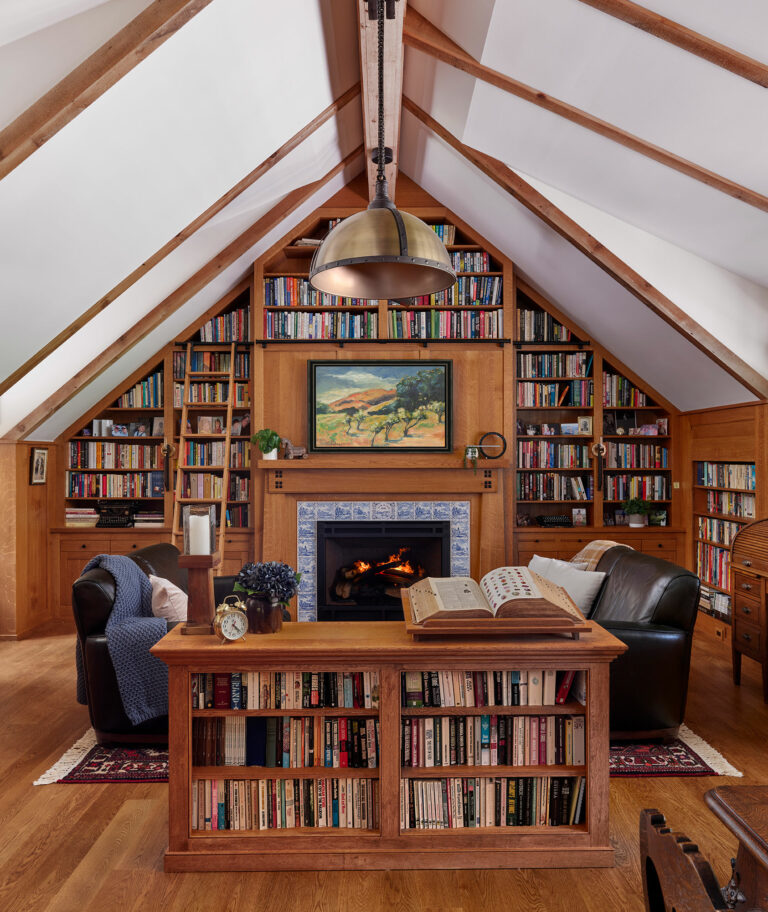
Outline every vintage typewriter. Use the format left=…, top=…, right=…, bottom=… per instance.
left=95, top=500, right=137, bottom=528
left=535, top=514, right=573, bottom=527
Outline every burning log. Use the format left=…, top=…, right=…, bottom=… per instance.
left=330, top=548, right=426, bottom=603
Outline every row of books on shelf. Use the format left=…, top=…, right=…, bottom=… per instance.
left=516, top=473, right=593, bottom=502
left=181, top=440, right=250, bottom=468
left=705, top=490, right=755, bottom=519
left=192, top=777, right=379, bottom=832
left=516, top=308, right=572, bottom=343
left=400, top=776, right=586, bottom=830
left=401, top=669, right=584, bottom=709
left=86, top=417, right=163, bottom=437
left=66, top=471, right=163, bottom=498
left=133, top=510, right=164, bottom=527
left=389, top=309, right=501, bottom=340
left=180, top=474, right=247, bottom=501
left=402, top=714, right=585, bottom=769
left=198, top=306, right=249, bottom=342
left=517, top=381, right=593, bottom=408
left=448, top=250, right=492, bottom=272
left=173, top=382, right=249, bottom=406
left=224, top=504, right=249, bottom=528
left=697, top=516, right=742, bottom=547
left=193, top=716, right=379, bottom=770
left=65, top=507, right=99, bottom=527
left=602, top=373, right=647, bottom=407
left=604, top=475, right=670, bottom=501
left=516, top=352, right=592, bottom=378
left=428, top=223, right=456, bottom=243
left=403, top=275, right=502, bottom=308
left=517, top=442, right=591, bottom=469
left=191, top=671, right=381, bottom=710
left=113, top=370, right=163, bottom=408
left=605, top=442, right=668, bottom=469
left=172, top=350, right=249, bottom=379
left=696, top=461, right=756, bottom=491
left=67, top=441, right=162, bottom=470
left=263, top=277, right=369, bottom=308
left=698, top=585, right=731, bottom=621
left=263, top=310, right=377, bottom=340
left=696, top=542, right=731, bottom=590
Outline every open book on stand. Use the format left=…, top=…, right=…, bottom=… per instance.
left=406, top=567, right=587, bottom=633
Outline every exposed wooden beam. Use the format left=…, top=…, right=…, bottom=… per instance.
left=358, top=0, right=405, bottom=201
left=402, top=95, right=768, bottom=400
left=0, top=84, right=361, bottom=397
left=576, top=0, right=768, bottom=88
left=403, top=8, right=768, bottom=214
left=6, top=147, right=363, bottom=440
left=0, top=0, right=214, bottom=182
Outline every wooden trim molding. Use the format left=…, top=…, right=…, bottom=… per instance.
left=575, top=0, right=768, bottom=88
left=0, top=84, right=361, bottom=398
left=6, top=147, right=364, bottom=440
left=402, top=8, right=768, bottom=215
left=358, top=0, right=405, bottom=201
left=402, top=95, right=768, bottom=401
left=0, top=0, right=214, bottom=183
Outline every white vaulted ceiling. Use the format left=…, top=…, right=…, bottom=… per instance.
left=0, top=0, right=766, bottom=439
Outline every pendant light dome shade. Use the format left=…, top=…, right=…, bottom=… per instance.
left=309, top=186, right=456, bottom=300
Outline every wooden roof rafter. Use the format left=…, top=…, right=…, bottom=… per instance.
left=402, top=8, right=768, bottom=215
left=402, top=95, right=768, bottom=400
left=6, top=146, right=364, bottom=441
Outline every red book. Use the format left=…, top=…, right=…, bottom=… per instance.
left=213, top=673, right=231, bottom=709
left=555, top=670, right=576, bottom=705
left=339, top=718, right=349, bottom=768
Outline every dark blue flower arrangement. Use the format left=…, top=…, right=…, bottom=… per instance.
left=235, top=561, right=301, bottom=606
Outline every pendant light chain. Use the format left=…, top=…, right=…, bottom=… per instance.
left=376, top=0, right=386, bottom=187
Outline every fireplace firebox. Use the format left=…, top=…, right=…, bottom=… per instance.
left=316, top=520, right=450, bottom=621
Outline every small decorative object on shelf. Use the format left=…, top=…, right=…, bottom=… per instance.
left=183, top=504, right=217, bottom=555
left=622, top=497, right=652, bottom=528
left=212, top=595, right=248, bottom=643
left=281, top=437, right=306, bottom=459
left=251, top=428, right=282, bottom=461
left=463, top=445, right=479, bottom=472
left=477, top=431, right=507, bottom=459
left=235, top=560, right=301, bottom=633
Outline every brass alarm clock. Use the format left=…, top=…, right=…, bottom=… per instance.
left=212, top=595, right=248, bottom=643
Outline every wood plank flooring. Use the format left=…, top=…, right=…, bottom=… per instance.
left=1, top=627, right=765, bottom=912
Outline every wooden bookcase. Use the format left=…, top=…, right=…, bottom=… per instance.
left=693, top=460, right=757, bottom=624
left=152, top=620, right=626, bottom=872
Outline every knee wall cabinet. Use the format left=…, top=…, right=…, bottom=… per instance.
left=152, top=620, right=626, bottom=871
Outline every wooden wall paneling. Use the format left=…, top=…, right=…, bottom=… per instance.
left=756, top=406, right=767, bottom=521
left=0, top=443, right=18, bottom=638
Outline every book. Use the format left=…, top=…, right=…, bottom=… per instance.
left=408, top=567, right=582, bottom=624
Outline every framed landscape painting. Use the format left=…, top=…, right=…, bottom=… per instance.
left=308, top=360, right=453, bottom=452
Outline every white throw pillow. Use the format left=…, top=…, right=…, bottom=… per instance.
left=527, top=555, right=605, bottom=614
left=149, top=574, right=188, bottom=622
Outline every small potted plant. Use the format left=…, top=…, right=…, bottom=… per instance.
left=251, top=428, right=281, bottom=461
left=622, top=497, right=652, bottom=528
left=234, top=561, right=301, bottom=633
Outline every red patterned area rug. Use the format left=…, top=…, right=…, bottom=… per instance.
left=35, top=724, right=741, bottom=784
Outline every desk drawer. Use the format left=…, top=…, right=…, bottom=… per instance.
left=733, top=572, right=763, bottom=602
left=733, top=618, right=762, bottom=661
left=733, top=595, right=764, bottom=627
left=732, top=550, right=768, bottom=577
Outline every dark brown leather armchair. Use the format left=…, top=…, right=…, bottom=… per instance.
left=72, top=543, right=240, bottom=744
left=588, top=546, right=701, bottom=740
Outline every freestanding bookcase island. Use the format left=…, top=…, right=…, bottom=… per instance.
left=151, top=619, right=626, bottom=871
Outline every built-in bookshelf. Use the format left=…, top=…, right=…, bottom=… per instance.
left=64, top=362, right=166, bottom=528
left=693, top=461, right=757, bottom=622
left=260, top=220, right=506, bottom=341
left=153, top=620, right=624, bottom=870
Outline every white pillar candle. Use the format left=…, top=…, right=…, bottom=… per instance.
left=188, top=514, right=210, bottom=555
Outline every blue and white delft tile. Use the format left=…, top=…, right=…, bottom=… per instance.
left=297, top=539, right=316, bottom=558
left=298, top=574, right=315, bottom=593
left=353, top=502, right=372, bottom=520
left=297, top=502, right=317, bottom=520
left=316, top=502, right=336, bottom=520
left=452, top=501, right=470, bottom=520
left=334, top=503, right=353, bottom=521
left=373, top=502, right=396, bottom=520
left=452, top=556, right=471, bottom=576
left=297, top=520, right=316, bottom=538
left=396, top=501, right=416, bottom=520
left=415, top=501, right=434, bottom=520
left=298, top=606, right=317, bottom=623
left=432, top=501, right=451, bottom=520
left=451, top=539, right=469, bottom=558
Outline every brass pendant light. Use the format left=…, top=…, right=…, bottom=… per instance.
left=309, top=1, right=456, bottom=301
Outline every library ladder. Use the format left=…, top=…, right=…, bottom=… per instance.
left=172, top=342, right=237, bottom=560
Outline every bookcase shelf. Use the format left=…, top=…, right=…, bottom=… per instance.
left=152, top=621, right=625, bottom=870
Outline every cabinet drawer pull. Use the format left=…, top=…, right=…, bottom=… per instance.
left=742, top=559, right=752, bottom=567
left=742, top=633, right=752, bottom=642
left=81, top=543, right=86, bottom=549
left=657, top=543, right=663, bottom=548
left=741, top=583, right=752, bottom=591
left=132, top=544, right=137, bottom=549
left=741, top=605, right=752, bottom=615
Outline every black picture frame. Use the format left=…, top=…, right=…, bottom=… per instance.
left=30, top=447, right=48, bottom=484
left=307, top=360, right=453, bottom=453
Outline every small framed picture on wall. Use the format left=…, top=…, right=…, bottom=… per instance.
left=30, top=447, right=48, bottom=485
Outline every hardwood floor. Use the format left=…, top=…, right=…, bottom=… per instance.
left=1, top=626, right=765, bottom=912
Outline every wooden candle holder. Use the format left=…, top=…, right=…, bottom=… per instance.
left=178, top=552, right=221, bottom=635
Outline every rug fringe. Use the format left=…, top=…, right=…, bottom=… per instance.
left=34, top=729, right=97, bottom=785
left=678, top=725, right=742, bottom=777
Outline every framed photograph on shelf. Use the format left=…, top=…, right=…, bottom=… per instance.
left=614, top=509, right=628, bottom=526
left=603, top=413, right=617, bottom=435
left=29, top=447, right=48, bottom=485
left=307, top=360, right=453, bottom=453
left=577, top=416, right=592, bottom=435
left=152, top=416, right=165, bottom=437
left=656, top=417, right=669, bottom=435
left=111, top=424, right=129, bottom=437
left=572, top=507, right=587, bottom=526
left=649, top=509, right=668, bottom=527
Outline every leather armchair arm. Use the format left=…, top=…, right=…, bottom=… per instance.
left=72, top=569, right=117, bottom=640
left=599, top=621, right=693, bottom=735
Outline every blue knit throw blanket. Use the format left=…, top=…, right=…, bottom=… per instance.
left=76, top=554, right=168, bottom=725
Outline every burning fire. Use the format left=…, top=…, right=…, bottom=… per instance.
left=353, top=559, right=372, bottom=574
left=352, top=548, right=419, bottom=579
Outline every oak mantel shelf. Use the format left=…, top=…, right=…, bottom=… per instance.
left=257, top=456, right=511, bottom=470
